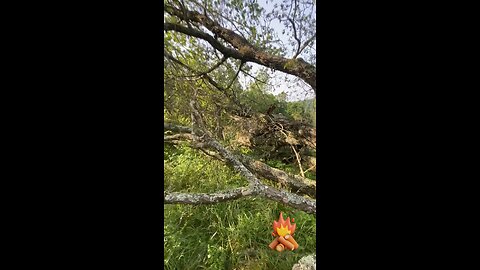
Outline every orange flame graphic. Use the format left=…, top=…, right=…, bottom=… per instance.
left=272, top=212, right=296, bottom=237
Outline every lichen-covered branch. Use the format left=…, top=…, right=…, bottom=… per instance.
left=205, top=138, right=262, bottom=187
left=237, top=154, right=316, bottom=198
left=164, top=122, right=317, bottom=214
left=164, top=183, right=316, bottom=216
left=164, top=187, right=252, bottom=204
left=164, top=133, right=194, bottom=141
left=262, top=185, right=316, bottom=214
left=164, top=123, right=192, bottom=133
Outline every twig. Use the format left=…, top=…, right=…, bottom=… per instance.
left=290, top=144, right=305, bottom=177
left=199, top=56, right=228, bottom=75
left=226, top=61, right=244, bottom=90
left=273, top=121, right=305, bottom=178
left=294, top=33, right=316, bottom=59
left=303, top=164, right=316, bottom=174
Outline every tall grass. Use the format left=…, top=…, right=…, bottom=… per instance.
left=164, top=145, right=316, bottom=270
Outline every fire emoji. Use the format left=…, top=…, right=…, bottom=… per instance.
left=273, top=212, right=296, bottom=237
left=268, top=212, right=299, bottom=252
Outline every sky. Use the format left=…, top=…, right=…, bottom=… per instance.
left=237, top=0, right=316, bottom=102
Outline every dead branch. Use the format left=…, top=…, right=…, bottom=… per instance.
left=237, top=154, right=316, bottom=198
left=273, top=121, right=306, bottom=178
left=290, top=144, right=305, bottom=177
left=164, top=122, right=316, bottom=213
left=164, top=133, right=315, bottom=198
left=164, top=187, right=252, bottom=204
left=163, top=123, right=315, bottom=189
left=164, top=123, right=192, bottom=133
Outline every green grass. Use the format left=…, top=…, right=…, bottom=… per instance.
left=164, top=145, right=316, bottom=270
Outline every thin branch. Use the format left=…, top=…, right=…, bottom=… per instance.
left=240, top=68, right=269, bottom=85
left=294, top=33, right=316, bottom=59
left=164, top=49, right=192, bottom=70
left=303, top=164, right=316, bottom=174
left=290, top=145, right=305, bottom=177
left=288, top=18, right=302, bottom=58
left=225, top=61, right=244, bottom=90
left=198, top=147, right=225, bottom=161
left=199, top=56, right=228, bottom=75
left=164, top=50, right=237, bottom=102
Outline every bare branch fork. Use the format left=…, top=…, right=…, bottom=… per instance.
left=164, top=50, right=241, bottom=106
left=164, top=103, right=316, bottom=214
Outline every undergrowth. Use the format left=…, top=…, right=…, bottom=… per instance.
left=164, top=145, right=316, bottom=270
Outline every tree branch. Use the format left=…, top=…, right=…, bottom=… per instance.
left=164, top=185, right=315, bottom=214
left=199, top=56, right=228, bottom=75
left=164, top=22, right=244, bottom=59
left=164, top=123, right=192, bottom=133
left=237, top=154, right=316, bottom=198
left=288, top=17, right=302, bottom=58
left=294, top=33, right=316, bottom=59
left=262, top=185, right=316, bottom=214
left=225, top=61, right=244, bottom=90
left=164, top=4, right=316, bottom=92
left=290, top=144, right=305, bottom=177
left=164, top=187, right=252, bottom=204
left=164, top=50, right=239, bottom=103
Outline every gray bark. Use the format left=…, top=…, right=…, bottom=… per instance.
left=163, top=122, right=316, bottom=214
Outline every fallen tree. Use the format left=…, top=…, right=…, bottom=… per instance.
left=164, top=123, right=316, bottom=198
left=164, top=100, right=316, bottom=215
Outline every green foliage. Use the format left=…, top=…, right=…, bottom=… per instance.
left=285, top=98, right=316, bottom=124
left=234, top=68, right=315, bottom=125
left=265, top=159, right=295, bottom=174
left=164, top=145, right=316, bottom=270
